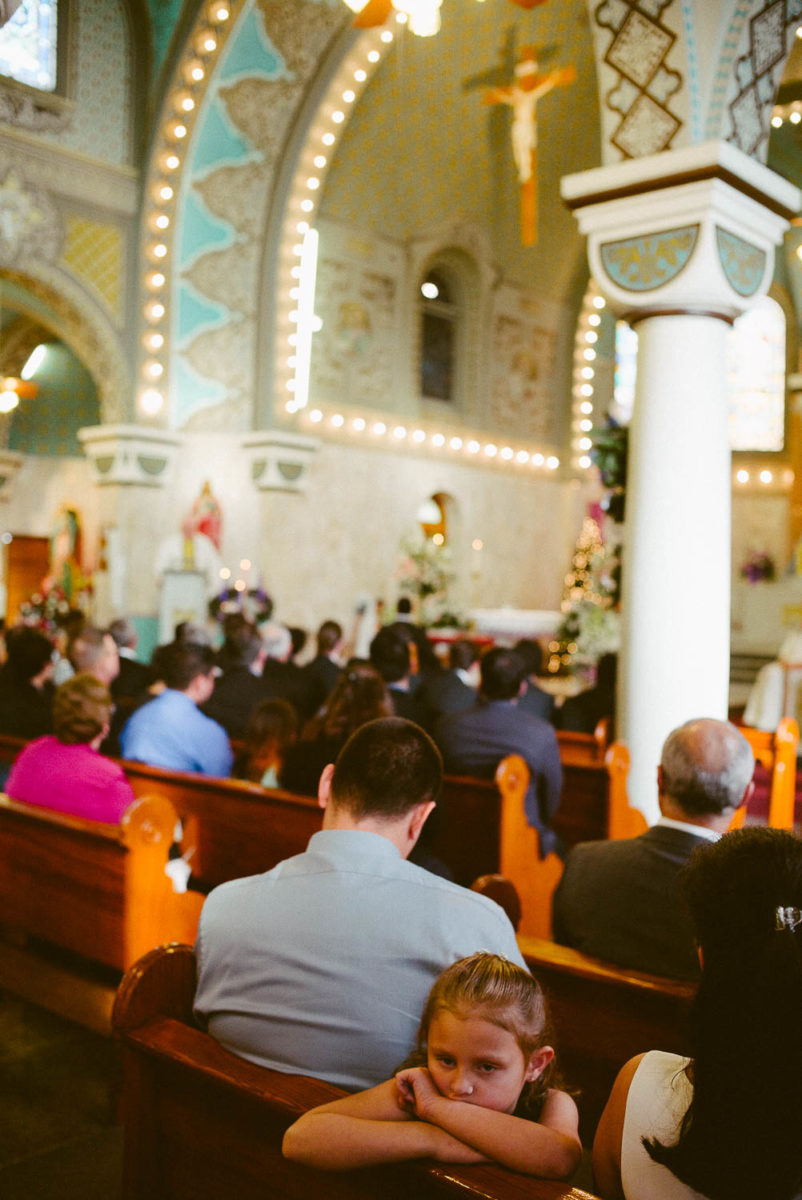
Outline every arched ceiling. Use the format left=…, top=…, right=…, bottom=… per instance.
left=320, top=0, right=599, bottom=294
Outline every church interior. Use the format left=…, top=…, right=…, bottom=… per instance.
left=4, top=0, right=802, bottom=1195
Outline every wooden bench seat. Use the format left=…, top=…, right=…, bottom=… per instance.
left=0, top=793, right=203, bottom=1031
left=113, top=943, right=601, bottom=1200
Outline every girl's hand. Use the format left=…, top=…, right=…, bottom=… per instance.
left=394, top=1067, right=441, bottom=1120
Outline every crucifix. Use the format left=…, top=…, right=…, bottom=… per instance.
left=484, top=45, right=575, bottom=246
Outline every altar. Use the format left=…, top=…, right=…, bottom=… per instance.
left=468, top=607, right=563, bottom=644
left=731, top=577, right=802, bottom=657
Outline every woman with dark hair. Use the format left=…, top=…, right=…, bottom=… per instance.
left=7, top=673, right=135, bottom=824
left=280, top=659, right=393, bottom=795
left=593, top=826, right=802, bottom=1200
left=233, top=698, right=299, bottom=787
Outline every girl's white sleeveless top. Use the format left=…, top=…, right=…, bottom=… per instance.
left=620, top=1051, right=708, bottom=1200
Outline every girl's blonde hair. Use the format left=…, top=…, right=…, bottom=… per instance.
left=415, top=952, right=558, bottom=1116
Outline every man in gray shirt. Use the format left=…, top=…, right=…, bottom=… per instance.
left=194, top=717, right=525, bottom=1090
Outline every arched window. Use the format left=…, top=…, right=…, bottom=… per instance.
left=578, top=288, right=787, bottom=454
left=419, top=268, right=457, bottom=402
left=0, top=0, right=59, bottom=92
left=727, top=294, right=786, bottom=452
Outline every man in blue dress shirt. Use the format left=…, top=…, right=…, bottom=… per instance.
left=120, top=641, right=232, bottom=776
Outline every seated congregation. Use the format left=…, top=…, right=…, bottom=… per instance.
left=1, top=608, right=799, bottom=1200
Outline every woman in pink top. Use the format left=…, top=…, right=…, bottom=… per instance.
left=7, top=672, right=135, bottom=824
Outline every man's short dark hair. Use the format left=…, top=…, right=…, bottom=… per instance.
left=479, top=647, right=526, bottom=701
left=221, top=620, right=262, bottom=669
left=6, top=626, right=53, bottom=682
left=450, top=639, right=477, bottom=672
left=513, top=638, right=543, bottom=676
left=109, top=617, right=137, bottom=650
left=330, top=717, right=442, bottom=820
left=317, top=620, right=342, bottom=655
left=396, top=597, right=413, bottom=616
left=164, top=642, right=216, bottom=691
left=370, top=627, right=410, bottom=684
left=69, top=626, right=110, bottom=673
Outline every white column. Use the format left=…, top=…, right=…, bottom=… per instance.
left=562, top=141, right=799, bottom=821
left=621, top=314, right=731, bottom=809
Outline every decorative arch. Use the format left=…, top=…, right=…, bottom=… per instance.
left=0, top=268, right=129, bottom=424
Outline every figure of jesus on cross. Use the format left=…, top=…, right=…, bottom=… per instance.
left=485, top=46, right=576, bottom=246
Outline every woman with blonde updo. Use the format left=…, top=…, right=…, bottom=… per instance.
left=7, top=673, right=135, bottom=824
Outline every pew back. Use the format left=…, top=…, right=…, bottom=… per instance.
left=113, top=944, right=599, bottom=1200
left=122, top=760, right=323, bottom=889
left=0, top=793, right=202, bottom=1029
left=735, top=717, right=799, bottom=830
left=520, top=935, right=694, bottom=1144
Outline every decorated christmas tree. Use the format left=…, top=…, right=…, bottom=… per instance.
left=547, top=514, right=619, bottom=675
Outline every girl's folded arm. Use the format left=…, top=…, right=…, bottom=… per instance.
left=420, top=1087, right=582, bottom=1178
left=281, top=1080, right=485, bottom=1170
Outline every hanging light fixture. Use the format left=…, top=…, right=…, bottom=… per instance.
left=341, top=0, right=546, bottom=36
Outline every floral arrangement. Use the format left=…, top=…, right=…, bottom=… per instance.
left=557, top=598, right=621, bottom=662
left=208, top=584, right=274, bottom=626
left=18, top=581, right=92, bottom=634
left=395, top=534, right=466, bottom=628
left=740, top=550, right=775, bottom=584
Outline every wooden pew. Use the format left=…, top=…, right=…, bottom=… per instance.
left=0, top=793, right=203, bottom=1032
left=113, top=943, right=600, bottom=1200
left=734, top=716, right=799, bottom=830
left=121, top=760, right=323, bottom=890
left=519, top=935, right=694, bottom=1145
left=555, top=719, right=609, bottom=766
left=493, top=746, right=637, bottom=940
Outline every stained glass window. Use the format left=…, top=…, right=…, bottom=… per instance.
left=727, top=295, right=785, bottom=452
left=0, top=0, right=58, bottom=93
left=608, top=297, right=785, bottom=452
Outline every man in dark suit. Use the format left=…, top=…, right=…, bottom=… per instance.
left=303, top=619, right=343, bottom=718
left=417, top=638, right=477, bottom=726
left=513, top=638, right=556, bottom=723
left=109, top=617, right=150, bottom=702
left=369, top=626, right=429, bottom=728
left=435, top=647, right=563, bottom=856
left=552, top=717, right=755, bottom=980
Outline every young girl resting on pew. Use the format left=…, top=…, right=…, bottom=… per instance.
left=283, top=952, right=581, bottom=1178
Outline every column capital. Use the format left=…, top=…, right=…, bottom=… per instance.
left=78, top=424, right=181, bottom=487
left=241, top=430, right=319, bottom=492
left=562, top=140, right=800, bottom=321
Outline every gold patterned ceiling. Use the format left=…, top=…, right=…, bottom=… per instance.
left=320, top=0, right=599, bottom=296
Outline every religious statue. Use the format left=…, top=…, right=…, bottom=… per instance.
left=484, top=46, right=575, bottom=246
left=154, top=482, right=223, bottom=593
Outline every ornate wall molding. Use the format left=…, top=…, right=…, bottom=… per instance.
left=593, top=0, right=683, bottom=159
left=78, top=424, right=181, bottom=487
left=727, top=0, right=802, bottom=159
left=600, top=224, right=699, bottom=292
left=241, top=431, right=319, bottom=493
left=0, top=128, right=138, bottom=215
left=715, top=225, right=767, bottom=297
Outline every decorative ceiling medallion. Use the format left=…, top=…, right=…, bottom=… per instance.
left=715, top=227, right=767, bottom=298
left=600, top=225, right=699, bottom=293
